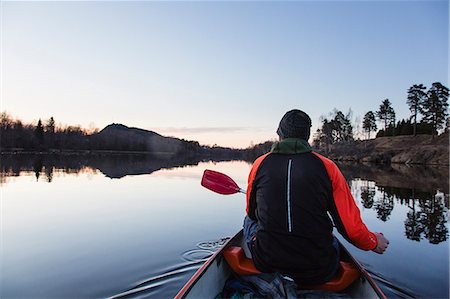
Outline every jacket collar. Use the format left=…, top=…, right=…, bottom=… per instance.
left=271, top=138, right=312, bottom=154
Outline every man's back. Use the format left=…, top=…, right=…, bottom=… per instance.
left=243, top=109, right=388, bottom=286
left=247, top=148, right=338, bottom=285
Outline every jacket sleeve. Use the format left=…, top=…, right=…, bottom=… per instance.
left=313, top=153, right=378, bottom=251
left=246, top=153, right=270, bottom=220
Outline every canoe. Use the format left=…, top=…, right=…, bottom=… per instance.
left=175, top=230, right=387, bottom=299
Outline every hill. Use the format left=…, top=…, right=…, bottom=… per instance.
left=90, top=123, right=200, bottom=154
left=90, top=123, right=247, bottom=160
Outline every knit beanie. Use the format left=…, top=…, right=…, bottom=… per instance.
left=276, top=109, right=312, bottom=140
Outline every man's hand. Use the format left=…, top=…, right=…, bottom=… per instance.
left=373, top=232, right=389, bottom=254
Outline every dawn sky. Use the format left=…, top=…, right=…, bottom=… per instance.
left=2, top=0, right=448, bottom=148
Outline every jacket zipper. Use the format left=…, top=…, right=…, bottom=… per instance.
left=287, top=159, right=293, bottom=233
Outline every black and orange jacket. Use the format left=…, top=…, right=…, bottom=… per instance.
left=246, top=138, right=377, bottom=285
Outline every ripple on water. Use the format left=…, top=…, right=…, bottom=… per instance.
left=108, top=237, right=230, bottom=298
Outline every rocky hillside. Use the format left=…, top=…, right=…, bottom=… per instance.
left=89, top=124, right=246, bottom=159
left=90, top=124, right=199, bottom=153
left=319, top=133, right=449, bottom=165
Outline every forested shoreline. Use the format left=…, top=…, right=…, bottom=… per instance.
left=312, top=82, right=449, bottom=148
left=1, top=82, right=448, bottom=164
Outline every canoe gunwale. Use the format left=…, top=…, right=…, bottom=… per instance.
left=338, top=242, right=387, bottom=299
left=174, top=234, right=237, bottom=299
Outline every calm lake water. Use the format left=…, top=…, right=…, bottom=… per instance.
left=1, top=154, right=449, bottom=298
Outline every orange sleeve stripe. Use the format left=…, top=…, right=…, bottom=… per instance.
left=313, top=152, right=378, bottom=251
left=246, top=153, right=271, bottom=214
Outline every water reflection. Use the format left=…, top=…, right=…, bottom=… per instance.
left=0, top=153, right=237, bottom=184
left=376, top=187, right=448, bottom=244
left=2, top=154, right=448, bottom=245
left=2, top=156, right=448, bottom=298
left=406, top=193, right=448, bottom=244
left=341, top=162, right=449, bottom=244
left=360, top=183, right=376, bottom=209
left=339, top=162, right=448, bottom=194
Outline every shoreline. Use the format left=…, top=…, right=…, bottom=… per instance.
left=2, top=133, right=449, bottom=166
left=315, top=133, right=449, bottom=166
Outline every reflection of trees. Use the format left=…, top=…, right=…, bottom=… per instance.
left=360, top=184, right=376, bottom=209
left=405, top=209, right=423, bottom=241
left=419, top=195, right=448, bottom=244
left=0, top=153, right=244, bottom=184
left=31, top=158, right=53, bottom=182
left=45, top=167, right=54, bottom=183
left=404, top=189, right=425, bottom=241
left=337, top=162, right=449, bottom=199
left=33, top=158, right=43, bottom=181
left=404, top=190, right=448, bottom=244
left=374, top=187, right=394, bottom=221
left=355, top=179, right=448, bottom=244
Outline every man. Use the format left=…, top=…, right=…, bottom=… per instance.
left=244, top=109, right=389, bottom=286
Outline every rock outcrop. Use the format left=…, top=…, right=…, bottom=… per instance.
left=318, top=133, right=449, bottom=166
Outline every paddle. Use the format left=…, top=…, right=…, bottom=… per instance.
left=201, top=169, right=246, bottom=195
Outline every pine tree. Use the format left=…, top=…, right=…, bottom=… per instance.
left=329, top=110, right=354, bottom=142
left=333, top=111, right=346, bottom=142
left=376, top=99, right=395, bottom=136
left=342, top=110, right=354, bottom=141
left=422, top=82, right=449, bottom=138
left=319, top=118, right=334, bottom=153
left=46, top=117, right=55, bottom=134
left=407, top=84, right=427, bottom=136
left=362, top=111, right=377, bottom=139
left=45, top=117, right=56, bottom=148
left=35, top=119, right=44, bottom=147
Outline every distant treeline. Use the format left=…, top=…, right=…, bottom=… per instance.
left=375, top=119, right=436, bottom=138
left=2, top=81, right=447, bottom=157
left=0, top=113, right=268, bottom=162
left=313, top=82, right=449, bottom=148
left=0, top=114, right=199, bottom=152
left=0, top=115, right=89, bottom=151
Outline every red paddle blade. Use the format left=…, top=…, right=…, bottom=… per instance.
left=201, top=169, right=241, bottom=195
